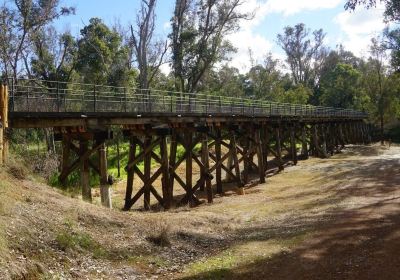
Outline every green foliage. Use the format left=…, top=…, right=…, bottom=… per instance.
left=277, top=23, right=326, bottom=87
left=30, top=27, right=77, bottom=82
left=384, top=27, right=400, bottom=71
left=56, top=221, right=107, bottom=258
left=345, top=0, right=400, bottom=23
left=170, top=0, right=249, bottom=92
left=320, top=63, right=362, bottom=108
left=386, top=125, right=400, bottom=142
left=75, top=18, right=135, bottom=86
left=277, top=84, right=312, bottom=104
left=245, top=53, right=286, bottom=100
left=203, top=65, right=245, bottom=97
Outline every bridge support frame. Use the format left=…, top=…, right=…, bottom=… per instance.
left=52, top=118, right=369, bottom=211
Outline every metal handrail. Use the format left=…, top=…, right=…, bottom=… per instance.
left=5, top=78, right=368, bottom=119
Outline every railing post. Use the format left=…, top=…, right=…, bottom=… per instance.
left=206, top=95, right=208, bottom=114
left=57, top=82, right=60, bottom=112
left=148, top=89, right=152, bottom=113
left=93, top=84, right=97, bottom=112
left=10, top=78, right=15, bottom=112
left=219, top=96, right=222, bottom=113
left=27, top=82, right=30, bottom=112
left=124, top=87, right=127, bottom=112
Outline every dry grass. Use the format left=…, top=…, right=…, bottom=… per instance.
left=146, top=219, right=172, bottom=247
left=2, top=144, right=400, bottom=279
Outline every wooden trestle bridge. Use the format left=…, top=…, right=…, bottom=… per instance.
left=1, top=79, right=371, bottom=210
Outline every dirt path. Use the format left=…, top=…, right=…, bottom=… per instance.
left=1, top=144, right=400, bottom=279
left=179, top=144, right=400, bottom=279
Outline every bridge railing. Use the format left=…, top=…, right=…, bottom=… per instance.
left=7, top=78, right=367, bottom=119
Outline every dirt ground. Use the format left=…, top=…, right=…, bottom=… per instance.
left=1, top=144, right=400, bottom=279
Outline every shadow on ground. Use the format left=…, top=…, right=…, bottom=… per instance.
left=179, top=145, right=400, bottom=279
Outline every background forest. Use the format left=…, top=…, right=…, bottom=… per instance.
left=0, top=0, right=400, bottom=163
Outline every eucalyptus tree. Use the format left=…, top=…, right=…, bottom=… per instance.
left=130, top=0, right=168, bottom=91
left=320, top=63, right=362, bottom=109
left=170, top=0, right=252, bottom=93
left=0, top=0, right=74, bottom=80
left=345, top=0, right=400, bottom=22
left=75, top=18, right=134, bottom=86
left=277, top=23, right=327, bottom=88
left=30, top=27, right=77, bottom=82
left=363, top=38, right=400, bottom=144
left=246, top=53, right=286, bottom=101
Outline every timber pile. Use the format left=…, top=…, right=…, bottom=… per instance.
left=0, top=84, right=8, bottom=164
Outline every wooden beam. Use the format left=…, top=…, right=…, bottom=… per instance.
left=275, top=125, right=284, bottom=171
left=202, top=135, right=213, bottom=203
left=143, top=135, right=152, bottom=210
left=255, top=128, right=265, bottom=183
left=169, top=131, right=178, bottom=202
left=98, top=141, right=112, bottom=208
left=80, top=140, right=91, bottom=202
left=301, top=125, right=308, bottom=159
left=230, top=132, right=244, bottom=190
left=125, top=137, right=161, bottom=172
left=123, top=137, right=136, bottom=211
left=185, top=130, right=194, bottom=206
left=160, top=135, right=171, bottom=209
left=60, top=134, right=71, bottom=186
left=262, top=125, right=269, bottom=173
left=290, top=125, right=298, bottom=165
left=215, top=127, right=222, bottom=194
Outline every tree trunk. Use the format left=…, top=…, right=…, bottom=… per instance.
left=380, top=113, right=384, bottom=145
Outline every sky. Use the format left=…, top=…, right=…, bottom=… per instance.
left=55, top=0, right=390, bottom=73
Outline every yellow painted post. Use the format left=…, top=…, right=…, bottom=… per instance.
left=0, top=85, right=3, bottom=164
left=0, top=85, right=8, bottom=163
left=3, top=85, right=8, bottom=128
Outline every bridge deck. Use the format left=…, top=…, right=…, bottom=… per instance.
left=7, top=79, right=366, bottom=128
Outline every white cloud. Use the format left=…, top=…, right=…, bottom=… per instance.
left=227, top=0, right=344, bottom=72
left=334, top=3, right=389, bottom=57
left=227, top=31, right=273, bottom=72
left=265, top=0, right=342, bottom=16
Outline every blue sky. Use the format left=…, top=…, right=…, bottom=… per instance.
left=56, top=0, right=389, bottom=72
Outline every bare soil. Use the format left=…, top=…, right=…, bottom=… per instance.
left=1, top=144, right=400, bottom=279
